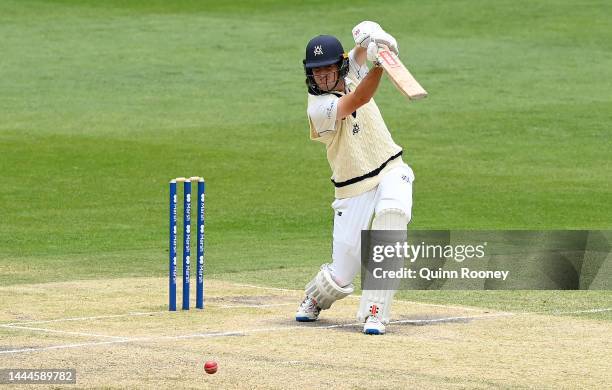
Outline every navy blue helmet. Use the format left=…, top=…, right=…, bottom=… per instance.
left=303, top=35, right=349, bottom=95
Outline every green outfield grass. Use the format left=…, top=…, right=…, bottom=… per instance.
left=0, top=1, right=610, bottom=316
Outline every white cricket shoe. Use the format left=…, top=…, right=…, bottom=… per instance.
left=295, top=296, right=320, bottom=322
left=363, top=305, right=385, bottom=335
left=363, top=315, right=386, bottom=334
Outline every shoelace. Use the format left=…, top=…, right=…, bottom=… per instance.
left=299, top=297, right=315, bottom=311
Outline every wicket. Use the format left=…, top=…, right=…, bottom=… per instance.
left=169, top=176, right=205, bottom=311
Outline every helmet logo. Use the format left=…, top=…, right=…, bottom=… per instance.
left=313, top=45, right=323, bottom=56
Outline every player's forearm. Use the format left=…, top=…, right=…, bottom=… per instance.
left=352, top=66, right=383, bottom=104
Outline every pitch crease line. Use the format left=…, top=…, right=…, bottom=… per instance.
left=228, top=282, right=484, bottom=312
left=1, top=324, right=131, bottom=340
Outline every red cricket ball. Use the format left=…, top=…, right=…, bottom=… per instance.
left=204, top=360, right=218, bottom=374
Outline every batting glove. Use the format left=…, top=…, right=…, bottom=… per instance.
left=352, top=21, right=383, bottom=47
left=370, top=31, right=399, bottom=56
left=366, top=42, right=382, bottom=65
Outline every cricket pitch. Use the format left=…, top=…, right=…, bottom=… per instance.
left=1, top=278, right=611, bottom=389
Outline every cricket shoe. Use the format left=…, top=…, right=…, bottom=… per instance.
left=363, top=305, right=385, bottom=335
left=295, top=296, right=320, bottom=322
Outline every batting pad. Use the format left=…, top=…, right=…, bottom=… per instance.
left=358, top=208, right=408, bottom=323
left=305, top=264, right=354, bottom=310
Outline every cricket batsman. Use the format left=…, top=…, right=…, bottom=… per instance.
left=296, top=22, right=415, bottom=335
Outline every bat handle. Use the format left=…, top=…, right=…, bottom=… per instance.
left=377, top=43, right=390, bottom=54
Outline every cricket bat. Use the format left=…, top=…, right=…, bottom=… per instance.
left=376, top=46, right=428, bottom=100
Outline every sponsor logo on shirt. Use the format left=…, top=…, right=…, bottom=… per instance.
left=325, top=101, right=335, bottom=119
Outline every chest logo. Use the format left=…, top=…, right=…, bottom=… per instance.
left=313, top=45, right=323, bottom=56
left=352, top=123, right=360, bottom=135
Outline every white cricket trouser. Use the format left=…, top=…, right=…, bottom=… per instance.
left=328, top=164, right=415, bottom=287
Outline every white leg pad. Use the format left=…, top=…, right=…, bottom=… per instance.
left=305, top=264, right=354, bottom=310
left=358, top=208, right=408, bottom=324
left=357, top=289, right=397, bottom=324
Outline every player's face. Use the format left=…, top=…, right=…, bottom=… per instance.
left=312, top=64, right=339, bottom=91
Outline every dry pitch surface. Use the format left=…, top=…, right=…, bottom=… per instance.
left=1, top=279, right=611, bottom=389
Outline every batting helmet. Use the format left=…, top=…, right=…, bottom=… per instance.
left=303, top=35, right=349, bottom=95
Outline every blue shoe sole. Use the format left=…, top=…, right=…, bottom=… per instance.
left=364, top=329, right=382, bottom=335
left=295, top=316, right=317, bottom=322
